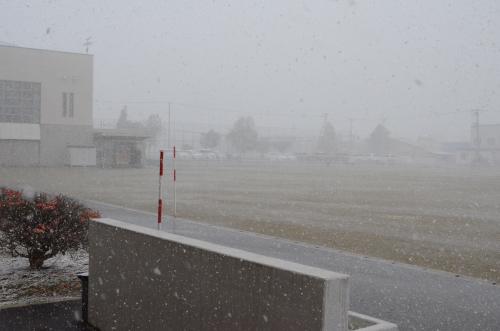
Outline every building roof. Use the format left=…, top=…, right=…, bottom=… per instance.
left=94, top=128, right=152, bottom=139
left=0, top=43, right=92, bottom=57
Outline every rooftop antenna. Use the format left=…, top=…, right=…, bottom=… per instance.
left=83, top=36, right=93, bottom=53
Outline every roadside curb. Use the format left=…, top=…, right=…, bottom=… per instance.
left=0, top=296, right=79, bottom=310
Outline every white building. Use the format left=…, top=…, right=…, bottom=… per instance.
left=0, top=44, right=94, bottom=166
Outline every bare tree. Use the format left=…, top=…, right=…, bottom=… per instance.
left=200, top=130, right=221, bottom=149
left=317, top=121, right=336, bottom=154
left=116, top=106, right=143, bottom=129
left=369, top=124, right=391, bottom=155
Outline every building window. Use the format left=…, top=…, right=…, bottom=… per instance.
left=62, top=92, right=67, bottom=117
left=0, top=80, right=41, bottom=123
left=487, top=137, right=496, bottom=146
left=69, top=93, right=74, bottom=117
left=62, top=92, right=74, bottom=117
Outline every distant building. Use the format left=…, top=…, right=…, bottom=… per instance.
left=94, top=129, right=150, bottom=168
left=349, top=136, right=447, bottom=165
left=474, top=124, right=500, bottom=149
left=440, top=141, right=473, bottom=165
left=0, top=45, right=94, bottom=166
left=471, top=124, right=500, bottom=165
left=439, top=124, right=500, bottom=166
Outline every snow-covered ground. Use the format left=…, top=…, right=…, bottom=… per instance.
left=0, top=250, right=88, bottom=307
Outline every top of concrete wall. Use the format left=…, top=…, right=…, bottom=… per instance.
left=95, top=218, right=349, bottom=281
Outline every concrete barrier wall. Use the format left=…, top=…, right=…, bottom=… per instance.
left=88, top=218, right=349, bottom=331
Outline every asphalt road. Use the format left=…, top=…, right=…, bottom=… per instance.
left=87, top=200, right=500, bottom=331
left=0, top=300, right=92, bottom=331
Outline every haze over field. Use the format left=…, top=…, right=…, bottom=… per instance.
left=2, top=0, right=500, bottom=140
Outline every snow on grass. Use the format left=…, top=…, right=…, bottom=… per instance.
left=0, top=250, right=88, bottom=307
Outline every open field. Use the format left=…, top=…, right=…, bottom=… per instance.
left=1, top=162, right=499, bottom=282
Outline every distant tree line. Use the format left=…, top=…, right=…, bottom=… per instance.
left=116, top=106, right=162, bottom=138
left=115, top=107, right=393, bottom=155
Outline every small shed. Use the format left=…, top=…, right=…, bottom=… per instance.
left=67, top=145, right=96, bottom=166
left=94, top=129, right=151, bottom=168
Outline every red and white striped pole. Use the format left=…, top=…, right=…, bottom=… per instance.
left=173, top=145, right=177, bottom=217
left=157, top=150, right=164, bottom=230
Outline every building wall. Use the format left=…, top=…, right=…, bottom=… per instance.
left=0, top=122, right=40, bottom=140
left=0, top=45, right=93, bottom=126
left=0, top=140, right=39, bottom=166
left=0, top=45, right=93, bottom=166
left=67, top=146, right=96, bottom=166
left=39, top=124, right=94, bottom=166
left=477, top=125, right=500, bottom=149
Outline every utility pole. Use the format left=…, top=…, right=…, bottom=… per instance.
left=322, top=113, right=328, bottom=124
left=471, top=109, right=487, bottom=163
left=348, top=118, right=354, bottom=155
left=349, top=118, right=354, bottom=142
left=181, top=129, right=185, bottom=149
left=167, top=102, right=171, bottom=150
left=320, top=113, right=328, bottom=137
left=172, top=104, right=176, bottom=149
left=380, top=115, right=387, bottom=125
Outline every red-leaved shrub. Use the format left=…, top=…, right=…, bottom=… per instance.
left=0, top=188, right=100, bottom=269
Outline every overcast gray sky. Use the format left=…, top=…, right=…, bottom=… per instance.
left=1, top=0, right=499, bottom=140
